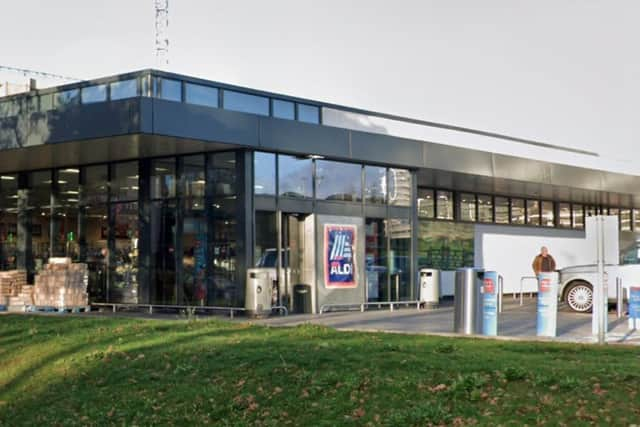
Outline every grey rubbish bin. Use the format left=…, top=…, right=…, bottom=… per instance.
left=245, top=268, right=273, bottom=318
left=453, top=268, right=484, bottom=334
left=419, top=268, right=440, bottom=307
left=293, top=284, right=312, bottom=314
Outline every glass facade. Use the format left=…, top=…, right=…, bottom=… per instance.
left=81, top=85, right=107, bottom=104
left=459, top=193, right=476, bottom=222
left=154, top=77, right=182, bottom=102
left=223, top=90, right=269, bottom=116
left=273, top=99, right=295, bottom=120
left=315, top=160, right=361, bottom=201
left=278, top=155, right=312, bottom=199
left=297, top=104, right=320, bottom=124
left=185, top=83, right=219, bottom=108
left=110, top=79, right=138, bottom=101
left=436, top=191, right=453, bottom=220
left=364, top=166, right=387, bottom=205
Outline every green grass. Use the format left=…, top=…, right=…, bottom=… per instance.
left=1, top=314, right=639, bottom=426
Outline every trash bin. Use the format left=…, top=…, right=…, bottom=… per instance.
left=293, top=284, right=312, bottom=314
left=454, top=268, right=484, bottom=334
left=245, top=268, right=272, bottom=317
left=419, top=268, right=440, bottom=307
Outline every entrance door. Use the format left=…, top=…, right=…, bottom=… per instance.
left=278, top=213, right=315, bottom=310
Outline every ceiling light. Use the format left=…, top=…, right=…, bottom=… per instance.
left=307, top=154, right=324, bottom=160
left=0, top=176, right=15, bottom=181
left=61, top=168, right=80, bottom=174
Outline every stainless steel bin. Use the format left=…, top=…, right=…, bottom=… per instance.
left=419, top=268, right=440, bottom=307
left=454, top=268, right=484, bottom=334
left=245, top=268, right=273, bottom=317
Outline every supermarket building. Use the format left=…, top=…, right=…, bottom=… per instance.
left=1, top=69, right=639, bottom=312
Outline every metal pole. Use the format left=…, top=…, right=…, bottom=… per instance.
left=519, top=277, right=524, bottom=306
left=597, top=217, right=606, bottom=344
left=498, top=275, right=503, bottom=313
left=617, top=277, right=623, bottom=319
left=395, top=274, right=399, bottom=301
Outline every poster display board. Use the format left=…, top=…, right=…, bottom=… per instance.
left=324, top=224, right=357, bottom=289
left=537, top=272, right=558, bottom=337
left=481, top=271, right=499, bottom=336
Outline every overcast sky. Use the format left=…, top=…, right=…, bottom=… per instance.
left=2, top=0, right=639, bottom=168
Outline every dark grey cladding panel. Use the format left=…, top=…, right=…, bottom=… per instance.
left=48, top=100, right=141, bottom=143
left=0, top=100, right=141, bottom=149
left=152, top=100, right=260, bottom=147
left=260, top=119, right=350, bottom=158
left=424, top=143, right=494, bottom=177
left=351, top=131, right=422, bottom=167
left=314, top=201, right=362, bottom=216
left=491, top=153, right=552, bottom=184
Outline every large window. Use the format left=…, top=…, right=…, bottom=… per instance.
left=541, top=201, right=554, bottom=227
left=495, top=197, right=509, bottom=224
left=278, top=155, right=312, bottom=199
left=111, top=162, right=138, bottom=202
left=572, top=204, right=584, bottom=229
left=81, top=85, right=107, bottom=104
left=185, top=83, right=219, bottom=108
left=511, top=199, right=525, bottom=224
left=223, top=90, right=269, bottom=116
left=154, top=78, right=182, bottom=102
left=151, top=158, right=176, bottom=199
left=477, top=195, right=493, bottom=223
left=110, top=78, right=138, bottom=101
left=621, top=209, right=632, bottom=231
left=389, top=169, right=412, bottom=207
left=55, top=89, right=80, bottom=108
left=254, top=152, right=276, bottom=196
left=417, top=188, right=435, bottom=218
left=558, top=203, right=571, bottom=228
left=0, top=174, right=18, bottom=271
left=315, top=160, right=362, bottom=201
left=52, top=168, right=80, bottom=259
left=364, top=166, right=387, bottom=205
left=272, top=99, right=295, bottom=120
left=436, top=191, right=453, bottom=220
left=526, top=200, right=540, bottom=226
left=297, top=104, right=320, bottom=124
left=459, top=193, right=476, bottom=222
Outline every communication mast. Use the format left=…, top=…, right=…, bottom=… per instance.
left=155, top=0, right=170, bottom=68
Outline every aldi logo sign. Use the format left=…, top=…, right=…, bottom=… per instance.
left=324, top=224, right=357, bottom=288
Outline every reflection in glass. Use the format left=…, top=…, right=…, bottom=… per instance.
left=110, top=79, right=138, bottom=100
left=151, top=200, right=176, bottom=304
left=388, top=169, right=411, bottom=207
left=315, top=160, right=361, bottom=201
left=541, top=201, right=554, bottom=227
left=278, top=155, right=312, bottom=199
left=185, top=83, right=219, bottom=108
left=495, top=197, right=509, bottom=224
left=297, top=104, right=320, bottom=124
left=364, top=166, right=386, bottom=205
left=436, top=191, right=453, bottom=220
left=634, top=209, right=640, bottom=231
left=366, top=218, right=388, bottom=302
left=0, top=174, right=18, bottom=271
left=110, top=202, right=138, bottom=303
left=511, top=199, right=525, bottom=224
left=418, top=221, right=474, bottom=270
left=52, top=168, right=80, bottom=259
left=254, top=152, right=276, bottom=196
left=210, top=152, right=238, bottom=306
left=29, top=170, right=52, bottom=273
left=182, top=155, right=206, bottom=305
left=478, top=195, right=493, bottom=223
left=585, top=206, right=597, bottom=217
left=417, top=188, right=434, bottom=218
left=572, top=204, right=584, bottom=229
left=111, top=162, right=138, bottom=202
left=558, top=203, right=571, bottom=228
left=223, top=90, right=269, bottom=116
left=81, top=85, right=107, bottom=104
left=272, top=99, right=295, bottom=120
left=526, top=200, right=540, bottom=226
left=459, top=193, right=476, bottom=222
left=387, top=218, right=411, bottom=300
left=153, top=77, right=182, bottom=102
left=55, top=89, right=80, bottom=108
left=151, top=158, right=176, bottom=199
left=621, top=209, right=632, bottom=231
left=84, top=204, right=108, bottom=302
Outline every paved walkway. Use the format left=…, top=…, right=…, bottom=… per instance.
left=255, top=298, right=640, bottom=345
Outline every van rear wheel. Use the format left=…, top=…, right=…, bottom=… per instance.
left=565, top=281, right=593, bottom=312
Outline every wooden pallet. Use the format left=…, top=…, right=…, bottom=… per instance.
left=27, top=305, right=91, bottom=313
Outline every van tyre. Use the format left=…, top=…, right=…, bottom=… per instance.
left=565, top=281, right=593, bottom=313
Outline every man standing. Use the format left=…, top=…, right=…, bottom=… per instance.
left=532, top=246, right=556, bottom=275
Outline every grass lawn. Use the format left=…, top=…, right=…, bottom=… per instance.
left=1, top=314, right=639, bottom=426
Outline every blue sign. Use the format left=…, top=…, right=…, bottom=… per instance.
left=537, top=272, right=558, bottom=337
left=324, top=225, right=357, bottom=288
left=629, top=287, right=640, bottom=330
left=482, top=271, right=499, bottom=336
